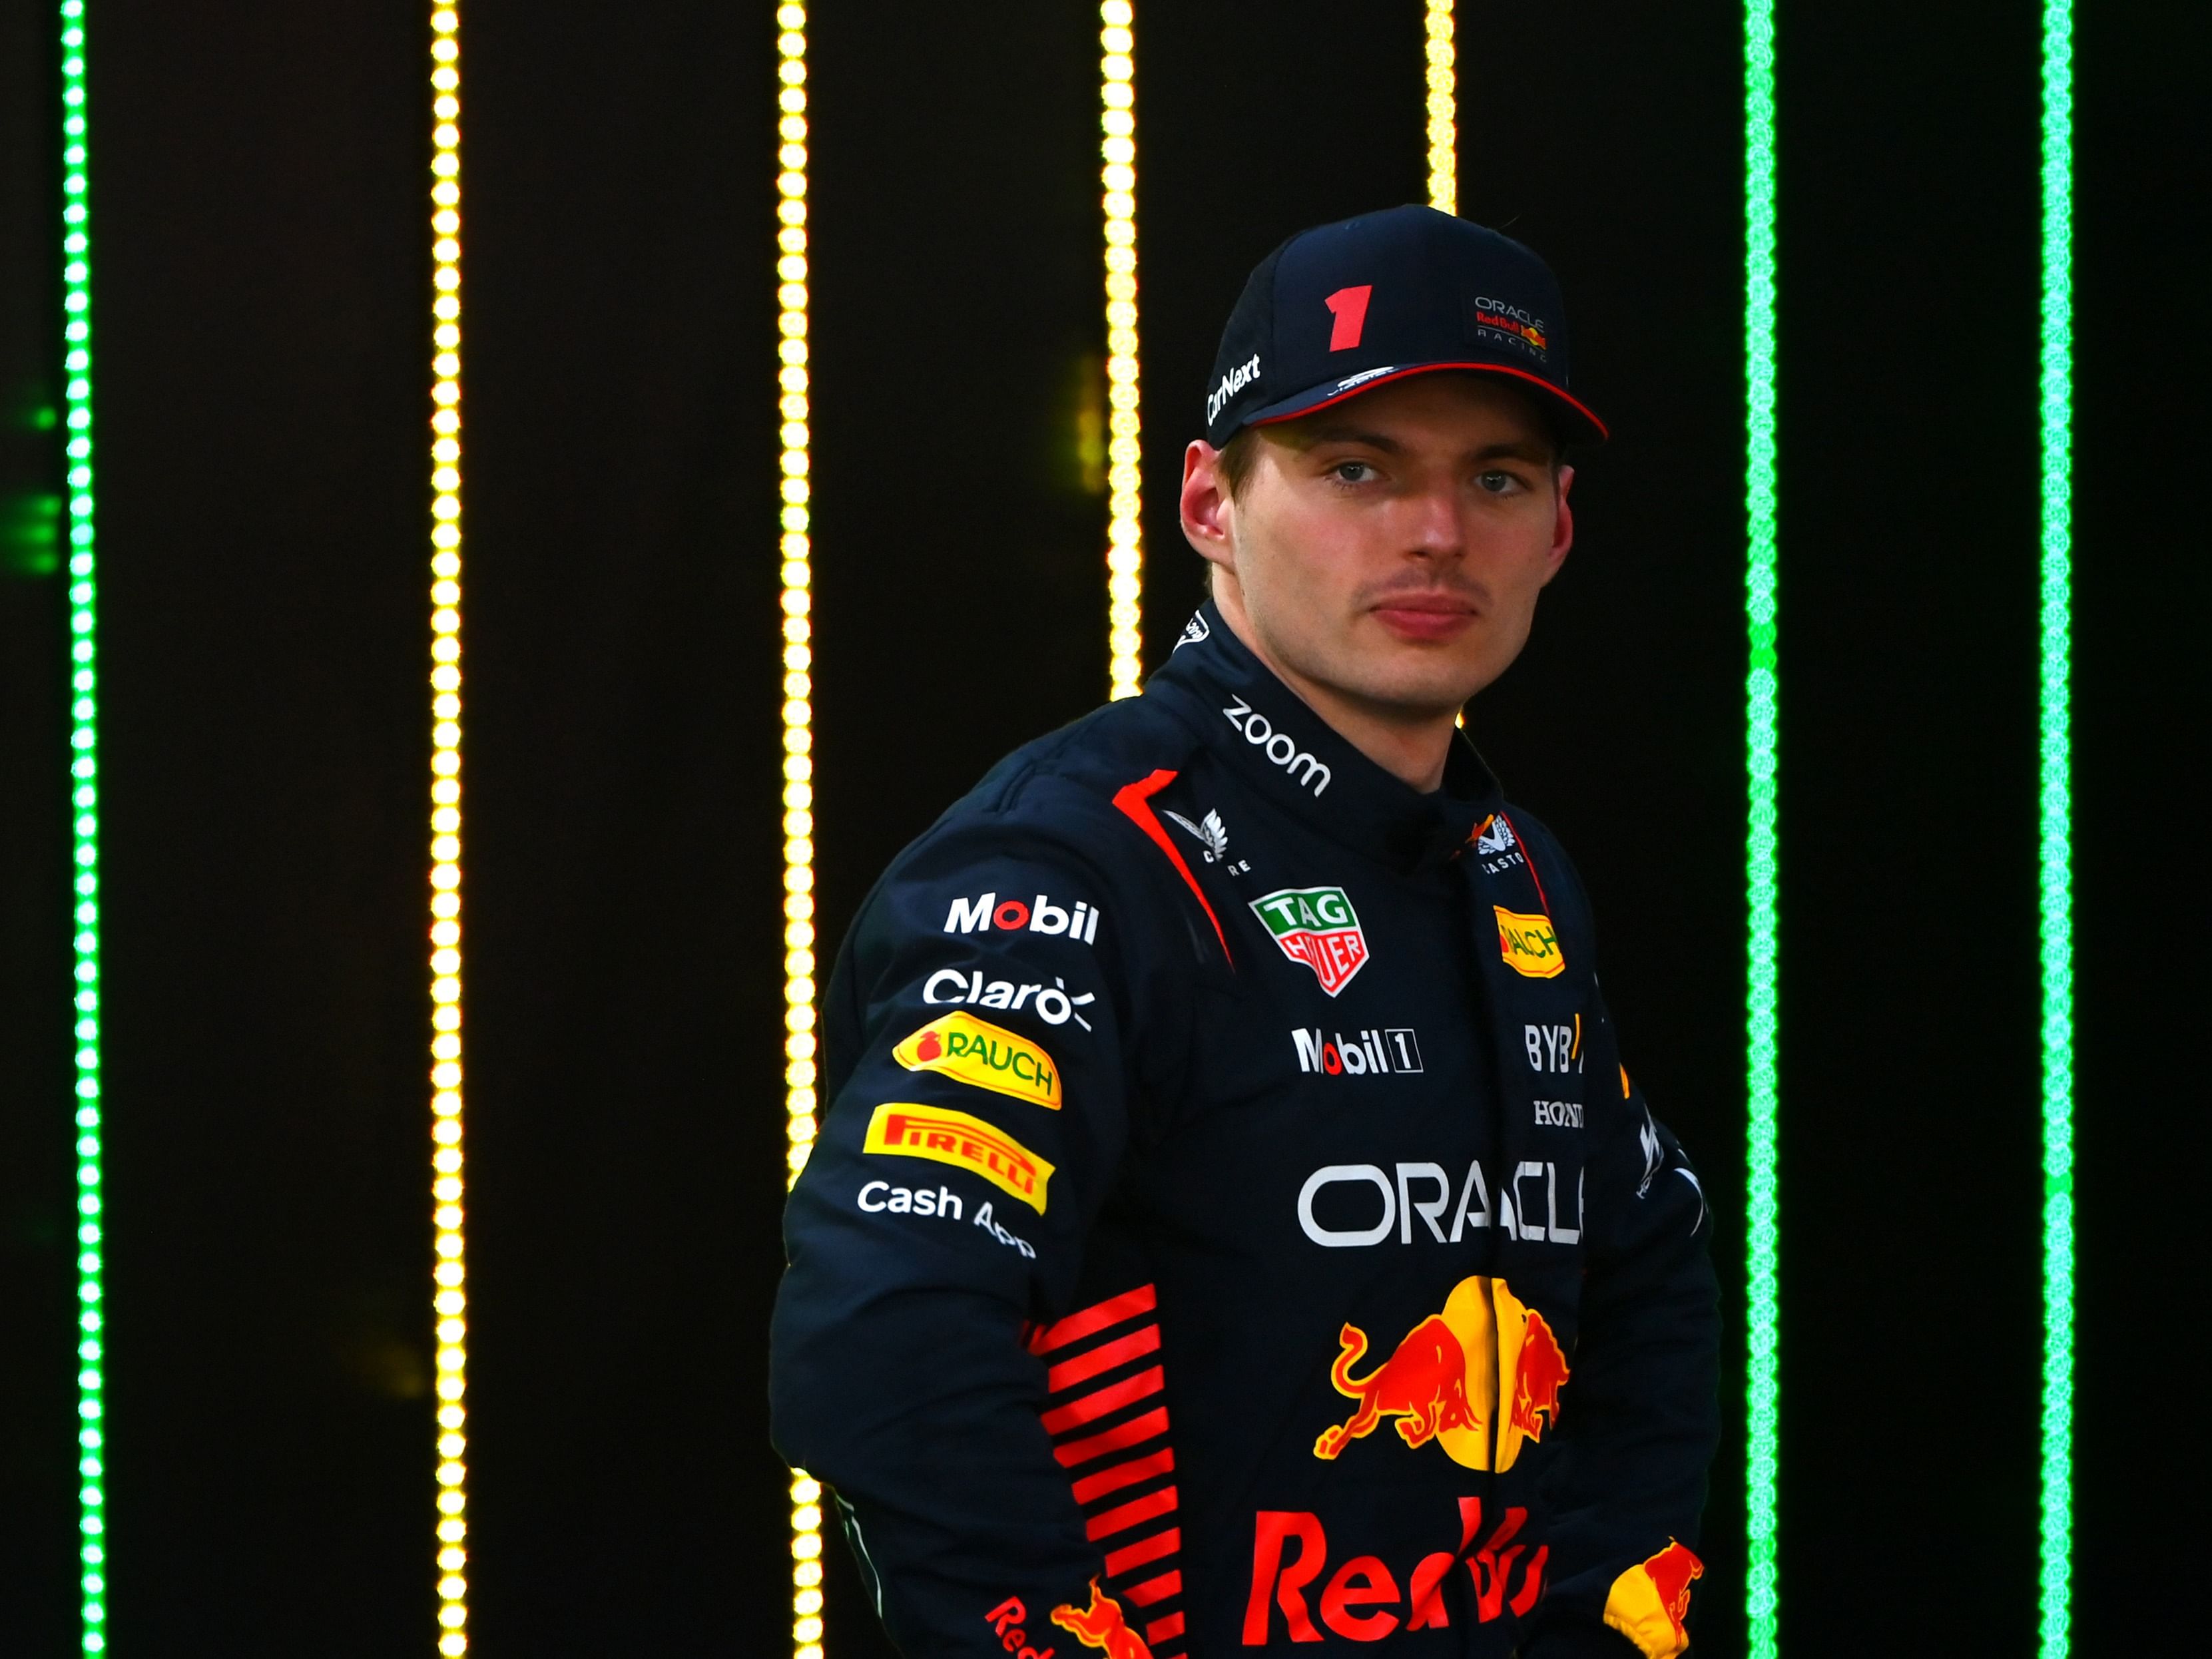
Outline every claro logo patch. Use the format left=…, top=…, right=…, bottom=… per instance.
left=863, top=1104, right=1055, bottom=1212
left=1494, top=906, right=1565, bottom=979
left=893, top=1011, right=1060, bottom=1110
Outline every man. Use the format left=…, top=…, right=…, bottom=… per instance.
left=771, top=206, right=1719, bottom=1658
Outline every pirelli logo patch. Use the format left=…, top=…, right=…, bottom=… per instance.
left=1494, top=906, right=1565, bottom=979
left=862, top=1104, right=1055, bottom=1212
left=893, top=1011, right=1061, bottom=1109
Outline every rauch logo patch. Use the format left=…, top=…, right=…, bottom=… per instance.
left=1493, top=906, right=1564, bottom=980
left=892, top=1011, right=1060, bottom=1110
left=1251, top=886, right=1369, bottom=996
left=862, top=1103, right=1055, bottom=1213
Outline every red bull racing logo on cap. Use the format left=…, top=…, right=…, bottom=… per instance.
left=894, top=1011, right=1061, bottom=1110
left=1314, top=1276, right=1567, bottom=1473
left=1250, top=886, right=1370, bottom=997
left=1468, top=294, right=1550, bottom=360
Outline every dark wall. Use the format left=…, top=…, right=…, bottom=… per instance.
left=0, top=0, right=74, bottom=1637
left=0, top=0, right=2198, bottom=1654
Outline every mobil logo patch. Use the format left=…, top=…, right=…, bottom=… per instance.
left=1251, top=885, right=1369, bottom=997
left=892, top=1011, right=1060, bottom=1110
left=1493, top=906, right=1564, bottom=980
left=944, top=891, right=1101, bottom=945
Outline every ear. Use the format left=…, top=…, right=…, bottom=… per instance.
left=1541, top=464, right=1575, bottom=585
left=1179, top=440, right=1236, bottom=581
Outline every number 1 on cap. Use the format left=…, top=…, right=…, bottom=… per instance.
left=1325, top=285, right=1373, bottom=352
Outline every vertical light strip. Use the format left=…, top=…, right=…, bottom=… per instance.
left=1099, top=1, right=1143, bottom=700
left=772, top=9, right=826, bottom=1658
left=57, top=3, right=107, bottom=1651
left=2036, top=1, right=2074, bottom=1652
left=424, top=5, right=471, bottom=1653
left=1424, top=1, right=1456, bottom=214
left=1741, top=0, right=1781, bottom=1652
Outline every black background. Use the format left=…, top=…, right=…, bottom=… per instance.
left=2, top=0, right=2202, bottom=1653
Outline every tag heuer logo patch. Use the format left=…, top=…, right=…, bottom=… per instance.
left=1250, top=885, right=1369, bottom=997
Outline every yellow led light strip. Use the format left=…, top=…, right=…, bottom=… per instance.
left=773, top=8, right=826, bottom=1658
left=425, top=5, right=471, bottom=1653
left=1099, top=1, right=1143, bottom=700
left=1424, top=1, right=1456, bottom=214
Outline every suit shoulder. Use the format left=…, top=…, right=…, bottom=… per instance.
left=944, top=694, right=1205, bottom=835
left=887, top=694, right=1206, bottom=881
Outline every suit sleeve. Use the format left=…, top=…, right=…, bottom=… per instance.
left=769, top=810, right=1183, bottom=1657
left=1522, top=991, right=1721, bottom=1659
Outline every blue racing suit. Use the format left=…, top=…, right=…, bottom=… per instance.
left=771, top=603, right=1719, bottom=1658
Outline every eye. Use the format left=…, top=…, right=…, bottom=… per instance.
left=1476, top=469, right=1527, bottom=495
left=1330, top=460, right=1376, bottom=484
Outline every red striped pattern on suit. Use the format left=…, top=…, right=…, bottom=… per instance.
left=1029, top=1284, right=1188, bottom=1656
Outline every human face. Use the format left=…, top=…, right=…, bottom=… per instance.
left=1181, top=373, right=1575, bottom=725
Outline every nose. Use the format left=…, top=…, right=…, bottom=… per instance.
left=1405, top=483, right=1464, bottom=562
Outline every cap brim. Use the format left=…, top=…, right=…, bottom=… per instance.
left=1244, top=360, right=1607, bottom=447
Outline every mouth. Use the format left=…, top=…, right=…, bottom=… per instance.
left=1368, top=591, right=1479, bottom=643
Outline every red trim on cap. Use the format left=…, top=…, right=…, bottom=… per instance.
left=1253, top=360, right=1608, bottom=443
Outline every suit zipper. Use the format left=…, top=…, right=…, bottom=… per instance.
left=1479, top=1274, right=1502, bottom=1474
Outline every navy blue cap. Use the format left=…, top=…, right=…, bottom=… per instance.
left=1201, top=205, right=1605, bottom=451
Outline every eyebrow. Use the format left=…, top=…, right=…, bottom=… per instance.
left=1296, top=425, right=1553, bottom=465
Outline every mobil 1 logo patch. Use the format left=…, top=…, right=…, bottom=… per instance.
left=1293, top=1027, right=1423, bottom=1076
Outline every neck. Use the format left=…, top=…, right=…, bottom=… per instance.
left=1211, top=589, right=1460, bottom=794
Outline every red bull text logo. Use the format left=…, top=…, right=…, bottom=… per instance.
left=1601, top=1540, right=1703, bottom=1659
left=1468, top=294, right=1551, bottom=359
left=894, top=1011, right=1061, bottom=1109
left=1244, top=1497, right=1547, bottom=1643
left=1251, top=886, right=1370, bottom=997
left=985, top=1592, right=1063, bottom=1658
left=1314, top=1276, right=1567, bottom=1473
left=862, top=1103, right=1055, bottom=1212
left=1494, top=906, right=1565, bottom=979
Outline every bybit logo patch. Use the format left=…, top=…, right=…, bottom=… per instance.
left=893, top=1011, right=1060, bottom=1109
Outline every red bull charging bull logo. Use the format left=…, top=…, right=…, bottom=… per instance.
left=1314, top=1276, right=1567, bottom=1473
left=1049, top=1578, right=1154, bottom=1658
left=1601, top=1539, right=1703, bottom=1658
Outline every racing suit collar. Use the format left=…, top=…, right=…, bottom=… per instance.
left=1148, top=601, right=1503, bottom=871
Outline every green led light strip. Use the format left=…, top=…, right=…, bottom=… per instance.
left=56, top=1, right=108, bottom=1650
left=2037, top=1, right=2074, bottom=1651
left=1741, top=0, right=1779, bottom=1652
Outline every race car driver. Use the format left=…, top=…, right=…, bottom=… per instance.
left=770, top=205, right=1719, bottom=1658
